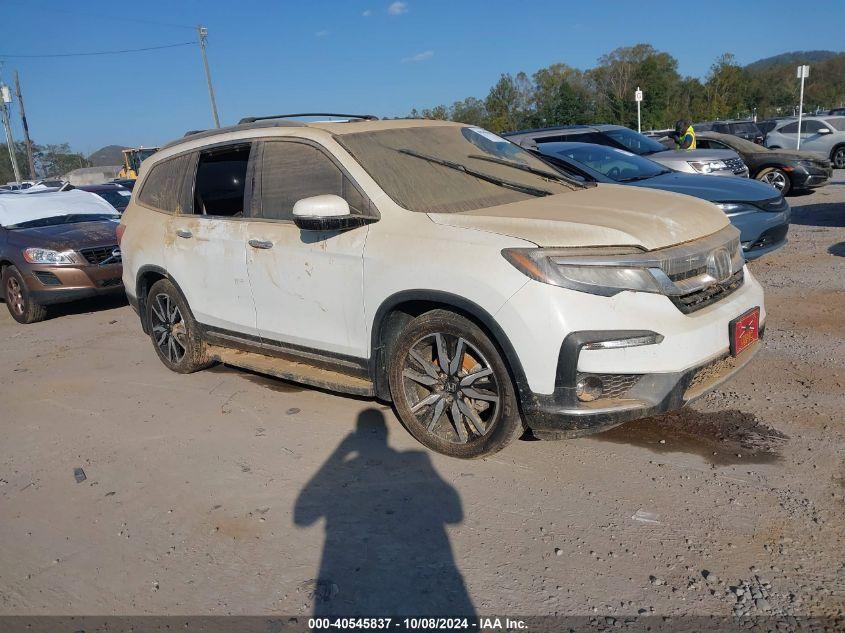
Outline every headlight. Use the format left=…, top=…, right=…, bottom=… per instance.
left=689, top=160, right=728, bottom=174
left=716, top=202, right=758, bottom=216
left=501, top=247, right=661, bottom=297
left=22, top=248, right=82, bottom=264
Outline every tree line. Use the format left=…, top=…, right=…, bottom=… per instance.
left=0, top=142, right=90, bottom=184
left=410, top=44, right=845, bottom=133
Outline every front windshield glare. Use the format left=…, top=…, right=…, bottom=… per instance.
left=604, top=128, right=667, bottom=156
left=558, top=146, right=667, bottom=182
left=338, top=125, right=579, bottom=213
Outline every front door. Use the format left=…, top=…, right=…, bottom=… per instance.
left=165, top=143, right=258, bottom=336
left=244, top=139, right=371, bottom=359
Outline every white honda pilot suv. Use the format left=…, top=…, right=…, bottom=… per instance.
left=120, top=115, right=764, bottom=458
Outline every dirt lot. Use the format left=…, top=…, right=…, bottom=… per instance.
left=0, top=174, right=843, bottom=622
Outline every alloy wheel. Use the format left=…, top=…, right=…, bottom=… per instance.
left=401, top=332, right=501, bottom=444
left=150, top=292, right=187, bottom=364
left=834, top=149, right=845, bottom=169
left=6, top=276, right=24, bottom=316
left=761, top=170, right=787, bottom=191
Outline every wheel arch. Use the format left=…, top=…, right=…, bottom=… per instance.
left=830, top=143, right=845, bottom=162
left=135, top=265, right=194, bottom=335
left=369, top=290, right=529, bottom=402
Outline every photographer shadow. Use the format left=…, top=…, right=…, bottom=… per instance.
left=294, top=408, right=475, bottom=617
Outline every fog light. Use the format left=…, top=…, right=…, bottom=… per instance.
left=576, top=375, right=603, bottom=402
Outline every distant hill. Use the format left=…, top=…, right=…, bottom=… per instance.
left=87, top=145, right=127, bottom=167
left=746, top=50, right=842, bottom=72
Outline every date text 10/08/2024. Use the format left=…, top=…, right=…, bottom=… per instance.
left=307, top=618, right=528, bottom=630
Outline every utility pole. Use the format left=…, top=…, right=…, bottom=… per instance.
left=197, top=25, right=221, bottom=128
left=14, top=72, right=36, bottom=179
left=796, top=65, right=809, bottom=150
left=0, top=82, right=22, bottom=184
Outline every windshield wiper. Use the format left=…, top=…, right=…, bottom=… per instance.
left=398, top=149, right=552, bottom=197
left=467, top=154, right=586, bottom=188
left=618, top=174, right=656, bottom=183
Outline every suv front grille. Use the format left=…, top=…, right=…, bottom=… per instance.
left=80, top=245, right=121, bottom=265
left=724, top=157, right=747, bottom=174
left=670, top=269, right=744, bottom=314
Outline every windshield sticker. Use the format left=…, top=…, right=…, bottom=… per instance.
left=118, top=191, right=131, bottom=197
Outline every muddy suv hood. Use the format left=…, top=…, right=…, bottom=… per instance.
left=428, top=183, right=729, bottom=250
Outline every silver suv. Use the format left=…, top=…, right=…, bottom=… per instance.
left=764, top=116, right=845, bottom=168
left=506, top=124, right=750, bottom=177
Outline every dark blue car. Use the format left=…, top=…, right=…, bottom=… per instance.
left=533, top=142, right=791, bottom=259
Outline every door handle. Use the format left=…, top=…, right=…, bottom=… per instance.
left=175, top=229, right=193, bottom=239
left=248, top=239, right=274, bottom=250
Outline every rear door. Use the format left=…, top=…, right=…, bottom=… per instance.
left=165, top=142, right=259, bottom=336
left=244, top=139, right=371, bottom=358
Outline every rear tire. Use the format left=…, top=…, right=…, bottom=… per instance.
left=2, top=266, right=47, bottom=324
left=146, top=278, right=213, bottom=374
left=756, top=167, right=791, bottom=195
left=388, top=309, right=522, bottom=458
left=832, top=146, right=845, bottom=169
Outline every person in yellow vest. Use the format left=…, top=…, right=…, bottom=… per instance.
left=669, top=119, right=696, bottom=150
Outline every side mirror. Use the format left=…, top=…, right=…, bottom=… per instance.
left=816, top=128, right=831, bottom=134
left=292, top=194, right=361, bottom=231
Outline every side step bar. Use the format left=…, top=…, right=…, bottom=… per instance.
left=208, top=346, right=374, bottom=397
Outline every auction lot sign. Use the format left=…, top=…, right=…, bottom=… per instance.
left=0, top=616, right=841, bottom=632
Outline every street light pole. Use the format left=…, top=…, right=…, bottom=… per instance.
left=796, top=65, right=809, bottom=150
left=197, top=25, right=221, bottom=128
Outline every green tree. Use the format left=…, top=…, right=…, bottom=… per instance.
left=484, top=74, right=522, bottom=132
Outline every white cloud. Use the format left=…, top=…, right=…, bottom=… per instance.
left=315, top=29, right=329, bottom=37
left=402, top=50, right=433, bottom=63
left=362, top=9, right=372, bottom=16
left=388, top=1, right=408, bottom=15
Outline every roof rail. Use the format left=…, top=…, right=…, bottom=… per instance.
left=183, top=129, right=206, bottom=137
left=238, top=113, right=379, bottom=124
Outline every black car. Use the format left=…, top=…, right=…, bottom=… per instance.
left=694, top=120, right=764, bottom=144
left=828, top=107, right=845, bottom=116
left=695, top=131, right=832, bottom=195
left=72, top=183, right=133, bottom=212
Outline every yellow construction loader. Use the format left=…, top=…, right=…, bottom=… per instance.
left=118, top=147, right=160, bottom=180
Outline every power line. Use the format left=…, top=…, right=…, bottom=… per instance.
left=0, top=41, right=196, bottom=59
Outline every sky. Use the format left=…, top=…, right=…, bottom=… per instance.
left=1, top=0, right=843, bottom=155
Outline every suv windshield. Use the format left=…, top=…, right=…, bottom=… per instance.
left=554, top=145, right=669, bottom=182
left=6, top=213, right=119, bottom=229
left=338, top=125, right=580, bottom=213
left=602, top=128, right=667, bottom=156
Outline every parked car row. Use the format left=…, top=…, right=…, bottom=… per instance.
left=0, top=115, right=800, bottom=459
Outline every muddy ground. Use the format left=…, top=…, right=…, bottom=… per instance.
left=0, top=174, right=843, bottom=622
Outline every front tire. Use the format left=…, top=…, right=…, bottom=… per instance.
left=756, top=167, right=791, bottom=195
left=388, top=309, right=522, bottom=458
left=3, top=266, right=47, bottom=324
left=146, top=278, right=212, bottom=373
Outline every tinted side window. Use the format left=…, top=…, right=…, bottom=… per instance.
left=258, top=141, right=367, bottom=221
left=779, top=122, right=799, bottom=134
left=828, top=118, right=845, bottom=131
left=137, top=155, right=191, bottom=212
left=803, top=120, right=828, bottom=133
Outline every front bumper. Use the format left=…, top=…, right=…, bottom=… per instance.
left=730, top=207, right=791, bottom=260
left=790, top=165, right=832, bottom=189
left=24, top=263, right=124, bottom=305
left=521, top=337, right=762, bottom=439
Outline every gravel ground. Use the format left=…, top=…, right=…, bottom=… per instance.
left=0, top=174, right=843, bottom=623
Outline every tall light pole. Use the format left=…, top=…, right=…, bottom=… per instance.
left=197, top=25, right=221, bottom=128
left=796, top=64, right=809, bottom=150
left=0, top=83, right=22, bottom=183
left=635, top=87, right=643, bottom=133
